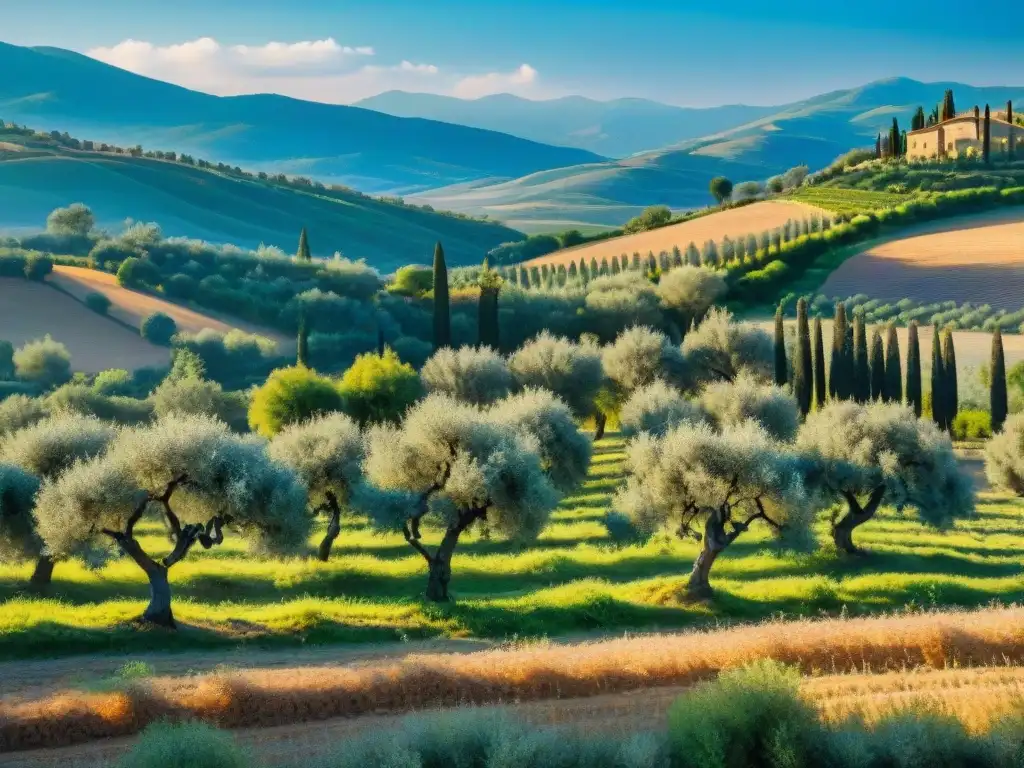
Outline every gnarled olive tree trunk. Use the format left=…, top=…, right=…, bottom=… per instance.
left=832, top=486, right=886, bottom=555
left=685, top=514, right=731, bottom=600
left=29, top=555, right=54, bottom=588
left=594, top=412, right=608, bottom=441
left=317, top=492, right=342, bottom=562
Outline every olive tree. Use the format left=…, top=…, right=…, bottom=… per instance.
left=683, top=308, right=773, bottom=386
left=0, top=395, right=48, bottom=437
left=421, top=346, right=513, bottom=406
left=797, top=402, right=974, bottom=555
left=508, top=332, right=604, bottom=420
left=35, top=415, right=310, bottom=626
left=490, top=389, right=592, bottom=493
left=700, top=372, right=800, bottom=441
left=614, top=420, right=809, bottom=598
left=984, top=413, right=1024, bottom=494
left=268, top=412, right=365, bottom=561
left=363, top=394, right=558, bottom=601
left=619, top=380, right=708, bottom=439
left=153, top=376, right=248, bottom=431
left=14, top=336, right=72, bottom=390
left=0, top=464, right=44, bottom=584
left=656, top=266, right=727, bottom=332
left=0, top=414, right=117, bottom=585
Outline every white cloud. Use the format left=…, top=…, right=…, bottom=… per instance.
left=453, top=64, right=539, bottom=99
left=85, top=38, right=540, bottom=103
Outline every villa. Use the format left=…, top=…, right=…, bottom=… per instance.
left=907, top=108, right=1021, bottom=160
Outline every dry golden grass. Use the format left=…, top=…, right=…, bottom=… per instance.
left=3, top=605, right=1021, bottom=753
left=525, top=200, right=826, bottom=269
left=49, top=266, right=289, bottom=346
left=820, top=211, right=1024, bottom=307
left=0, top=278, right=168, bottom=373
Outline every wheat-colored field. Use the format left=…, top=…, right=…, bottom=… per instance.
left=526, top=200, right=827, bottom=269
left=48, top=266, right=289, bottom=346
left=819, top=212, right=1024, bottom=308
left=0, top=279, right=168, bottom=373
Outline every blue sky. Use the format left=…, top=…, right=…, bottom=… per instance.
left=5, top=1, right=1024, bottom=106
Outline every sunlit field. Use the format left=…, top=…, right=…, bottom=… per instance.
left=2, top=434, right=1022, bottom=659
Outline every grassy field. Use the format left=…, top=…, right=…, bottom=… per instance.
left=788, top=187, right=911, bottom=213
left=2, top=435, right=1022, bottom=661
left=0, top=278, right=169, bottom=373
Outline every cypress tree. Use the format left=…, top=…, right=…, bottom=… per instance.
left=377, top=324, right=386, bottom=357
left=974, top=105, right=981, bottom=137
left=991, top=327, right=1008, bottom=432
left=297, top=227, right=312, bottom=262
left=853, top=314, right=870, bottom=402
left=296, top=316, right=309, bottom=367
left=875, top=133, right=882, bottom=159
left=829, top=304, right=849, bottom=399
left=477, top=260, right=501, bottom=350
left=812, top=317, right=826, bottom=410
left=793, top=299, right=812, bottom=416
left=884, top=325, right=902, bottom=404
left=432, top=242, right=450, bottom=350
left=869, top=328, right=885, bottom=401
left=906, top=321, right=923, bottom=417
left=931, top=326, right=946, bottom=430
left=942, top=330, right=958, bottom=428
left=774, top=306, right=788, bottom=388
left=984, top=104, right=992, bottom=163
left=1009, top=101, right=1016, bottom=161
left=889, top=118, right=901, bottom=159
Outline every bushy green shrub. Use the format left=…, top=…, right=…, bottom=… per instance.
left=92, top=369, right=134, bottom=397
left=140, top=312, right=177, bottom=346
left=46, top=384, right=154, bottom=425
left=337, top=348, right=422, bottom=426
left=84, top=291, right=112, bottom=315
left=115, top=720, right=251, bottom=768
left=23, top=253, right=53, bottom=281
left=117, top=256, right=161, bottom=288
left=13, top=336, right=71, bottom=390
left=952, top=409, right=993, bottom=440
left=390, top=265, right=433, bottom=296
left=248, top=365, right=343, bottom=437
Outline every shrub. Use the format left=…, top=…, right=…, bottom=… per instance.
left=14, top=336, right=71, bottom=390
left=952, top=409, right=993, bottom=440
left=116, top=256, right=160, bottom=288
left=84, top=291, right=111, bottom=315
left=141, top=312, right=177, bottom=346
left=0, top=394, right=48, bottom=436
left=248, top=366, right=344, bottom=437
left=337, top=348, right=422, bottom=426
left=23, top=253, right=53, bottom=281
left=92, top=368, right=134, bottom=397
left=164, top=273, right=198, bottom=301
left=984, top=413, right=1024, bottom=494
left=46, top=384, right=155, bottom=425
left=46, top=203, right=95, bottom=237
left=656, top=266, right=727, bottom=331
left=115, top=720, right=251, bottom=768
left=390, top=265, right=433, bottom=296
left=623, top=205, right=673, bottom=234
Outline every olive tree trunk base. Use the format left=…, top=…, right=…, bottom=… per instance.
left=594, top=413, right=607, bottom=441
left=29, top=556, right=54, bottom=588
left=141, top=567, right=175, bottom=628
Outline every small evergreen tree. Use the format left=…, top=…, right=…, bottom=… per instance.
left=812, top=317, right=826, bottom=409
left=853, top=314, right=870, bottom=403
left=432, top=242, right=450, bottom=350
left=906, top=321, right=923, bottom=417
left=477, top=261, right=502, bottom=350
left=931, top=326, right=946, bottom=430
left=773, top=306, right=787, bottom=388
left=829, top=304, right=850, bottom=399
left=296, top=227, right=312, bottom=262
left=942, top=330, right=958, bottom=427
left=991, top=327, right=1008, bottom=432
left=984, top=104, right=992, bottom=163
left=884, top=325, right=902, bottom=404
left=1008, top=101, right=1016, bottom=161
left=296, top=316, right=310, bottom=368
left=869, top=328, right=885, bottom=401
left=793, top=299, right=812, bottom=416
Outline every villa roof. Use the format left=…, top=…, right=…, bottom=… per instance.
left=907, top=112, right=1015, bottom=136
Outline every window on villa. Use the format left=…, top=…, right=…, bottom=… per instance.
left=948, top=143, right=953, bottom=150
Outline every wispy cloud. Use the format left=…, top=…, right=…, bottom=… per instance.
left=86, top=38, right=539, bottom=103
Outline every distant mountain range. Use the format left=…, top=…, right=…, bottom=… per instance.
left=355, top=91, right=778, bottom=158
left=411, top=78, right=1024, bottom=231
left=0, top=41, right=601, bottom=194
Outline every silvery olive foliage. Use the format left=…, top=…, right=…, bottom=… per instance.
left=152, top=376, right=249, bottom=431
left=490, top=388, right=592, bottom=494
left=508, top=331, right=604, bottom=419
left=985, top=413, right=1024, bottom=495
left=700, top=372, right=800, bottom=442
left=0, top=463, right=43, bottom=563
left=0, top=413, right=116, bottom=480
left=683, top=308, right=773, bottom=386
left=798, top=402, right=974, bottom=553
left=421, top=346, right=514, bottom=406
left=656, top=266, right=727, bottom=326
left=268, top=412, right=365, bottom=510
left=602, top=326, right=690, bottom=396
left=618, top=380, right=709, bottom=439
left=0, top=395, right=49, bottom=438
left=584, top=272, right=663, bottom=332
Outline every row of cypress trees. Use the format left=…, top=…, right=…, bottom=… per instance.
left=778, top=299, right=1010, bottom=433
left=432, top=242, right=500, bottom=351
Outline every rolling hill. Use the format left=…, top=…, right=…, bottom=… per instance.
left=354, top=91, right=777, bottom=158
left=0, top=127, right=522, bottom=270
left=0, top=41, right=601, bottom=194
left=411, top=78, right=1024, bottom=231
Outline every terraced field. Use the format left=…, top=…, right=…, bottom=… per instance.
left=789, top=187, right=910, bottom=213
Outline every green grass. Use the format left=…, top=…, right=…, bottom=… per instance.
left=788, top=187, right=911, bottom=214
left=2, top=435, right=1022, bottom=659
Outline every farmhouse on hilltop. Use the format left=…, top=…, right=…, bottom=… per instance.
left=907, top=108, right=1021, bottom=160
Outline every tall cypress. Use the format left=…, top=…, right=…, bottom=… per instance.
left=884, top=325, right=902, bottom=404
left=889, top=118, right=901, bottom=159
left=931, top=326, right=946, bottom=430
left=296, top=316, right=309, bottom=367
left=296, top=227, right=312, bottom=262
left=812, top=317, right=826, bottom=410
left=853, top=314, right=870, bottom=402
left=942, top=330, right=958, bottom=428
left=477, top=260, right=501, bottom=350
left=1009, top=101, right=1015, bottom=161
left=983, top=104, right=992, bottom=163
left=829, top=304, right=849, bottom=399
left=991, top=327, right=1008, bottom=432
left=774, top=306, right=788, bottom=387
left=432, top=242, right=450, bottom=350
left=793, top=299, right=812, bottom=415
left=974, top=105, right=981, bottom=137
left=869, top=328, right=886, bottom=401
left=875, top=133, right=882, bottom=159
left=906, top=321, right=923, bottom=417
